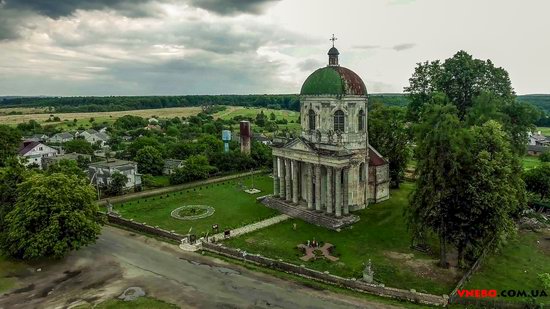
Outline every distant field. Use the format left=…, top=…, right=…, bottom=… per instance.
left=214, top=107, right=301, bottom=134
left=536, top=127, right=550, bottom=135
left=0, top=106, right=210, bottom=127
left=0, top=107, right=48, bottom=115
left=215, top=107, right=299, bottom=121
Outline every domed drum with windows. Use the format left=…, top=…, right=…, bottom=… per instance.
left=264, top=38, right=390, bottom=230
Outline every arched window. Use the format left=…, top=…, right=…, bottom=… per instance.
left=359, top=163, right=365, bottom=182
left=358, top=109, right=365, bottom=131
left=334, top=110, right=345, bottom=132
left=308, top=109, right=316, bottom=130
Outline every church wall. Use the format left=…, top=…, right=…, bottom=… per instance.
left=301, top=96, right=368, bottom=150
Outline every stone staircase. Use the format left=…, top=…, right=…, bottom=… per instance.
left=261, top=197, right=359, bottom=230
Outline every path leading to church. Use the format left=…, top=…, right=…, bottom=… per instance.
left=210, top=214, right=290, bottom=240
left=0, top=226, right=402, bottom=309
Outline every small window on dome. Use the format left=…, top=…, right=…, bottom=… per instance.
left=308, top=109, right=316, bottom=130
left=334, top=110, right=345, bottom=132
left=358, top=109, right=365, bottom=131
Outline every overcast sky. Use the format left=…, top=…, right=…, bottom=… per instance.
left=0, top=0, right=548, bottom=96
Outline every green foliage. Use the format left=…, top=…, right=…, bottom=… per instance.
left=113, top=115, right=147, bottom=130
left=64, top=139, right=94, bottom=155
left=407, top=104, right=465, bottom=266
left=105, top=172, right=128, bottom=196
left=539, top=273, right=550, bottom=290
left=406, top=51, right=515, bottom=120
left=126, top=136, right=163, bottom=159
left=452, top=121, right=524, bottom=264
left=0, top=173, right=102, bottom=260
left=0, top=125, right=22, bottom=167
left=0, top=160, right=28, bottom=233
left=409, top=104, right=526, bottom=267
left=524, top=165, right=550, bottom=201
left=16, top=120, right=41, bottom=135
left=169, top=155, right=216, bottom=185
left=539, top=151, right=550, bottom=163
left=134, top=146, right=164, bottom=176
left=368, top=103, right=411, bottom=188
left=45, top=159, right=87, bottom=179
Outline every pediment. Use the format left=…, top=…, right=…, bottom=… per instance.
left=284, top=138, right=313, bottom=152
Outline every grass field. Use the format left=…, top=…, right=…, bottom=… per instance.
left=465, top=229, right=550, bottom=304
left=0, top=254, right=26, bottom=293
left=522, top=156, right=543, bottom=170
left=0, top=106, right=207, bottom=127
left=214, top=107, right=301, bottom=133
left=74, top=297, right=178, bottom=309
left=537, top=127, right=550, bottom=136
left=224, top=182, right=462, bottom=295
left=115, top=174, right=279, bottom=235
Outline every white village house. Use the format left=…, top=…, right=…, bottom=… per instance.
left=18, top=141, right=58, bottom=169
left=49, top=132, right=74, bottom=143
left=88, top=159, right=142, bottom=191
left=77, top=129, right=110, bottom=146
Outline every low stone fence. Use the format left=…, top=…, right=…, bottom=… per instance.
left=201, top=242, right=448, bottom=307
left=104, top=213, right=185, bottom=242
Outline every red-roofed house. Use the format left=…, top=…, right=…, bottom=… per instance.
left=18, top=141, right=58, bottom=169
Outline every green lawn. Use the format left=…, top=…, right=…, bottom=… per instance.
left=465, top=229, right=550, bottom=304
left=537, top=127, right=550, bottom=136
left=115, top=174, right=279, bottom=236
left=0, top=254, right=25, bottom=293
left=224, top=182, right=462, bottom=295
left=75, top=297, right=178, bottom=309
left=522, top=155, right=541, bottom=170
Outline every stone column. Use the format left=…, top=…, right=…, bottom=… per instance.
left=335, top=167, right=342, bottom=217
left=292, top=160, right=299, bottom=204
left=307, top=163, right=313, bottom=209
left=285, top=158, right=292, bottom=202
left=279, top=157, right=285, bottom=199
left=326, top=166, right=333, bottom=215
left=315, top=164, right=322, bottom=211
left=343, top=167, right=349, bottom=215
left=273, top=157, right=279, bottom=197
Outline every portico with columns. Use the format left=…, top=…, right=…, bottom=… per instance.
left=262, top=39, right=390, bottom=229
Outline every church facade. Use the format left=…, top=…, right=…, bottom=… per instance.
left=264, top=44, right=390, bottom=229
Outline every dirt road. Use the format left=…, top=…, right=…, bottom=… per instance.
left=0, top=226, right=403, bottom=309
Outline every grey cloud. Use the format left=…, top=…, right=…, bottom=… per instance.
left=298, top=58, right=323, bottom=71
left=392, top=43, right=415, bottom=51
left=2, top=0, right=159, bottom=18
left=189, top=0, right=279, bottom=15
left=353, top=45, right=381, bottom=50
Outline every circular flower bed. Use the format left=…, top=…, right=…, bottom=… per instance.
left=171, top=205, right=215, bottom=221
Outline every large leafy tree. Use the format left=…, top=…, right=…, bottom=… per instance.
left=524, top=165, right=550, bottom=201
left=0, top=159, right=28, bottom=234
left=105, top=172, right=128, bottom=196
left=45, top=159, right=87, bottom=179
left=407, top=104, right=466, bottom=267
left=169, top=155, right=216, bottom=185
left=64, top=139, right=94, bottom=155
left=405, top=50, right=514, bottom=120
left=0, top=125, right=22, bottom=167
left=134, top=146, right=164, bottom=175
left=450, top=121, right=525, bottom=267
left=0, top=173, right=102, bottom=260
left=405, top=51, right=538, bottom=154
left=368, top=103, right=411, bottom=188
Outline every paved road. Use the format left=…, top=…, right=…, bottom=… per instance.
left=0, top=226, right=403, bottom=309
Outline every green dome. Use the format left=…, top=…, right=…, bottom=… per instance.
left=300, top=66, right=367, bottom=96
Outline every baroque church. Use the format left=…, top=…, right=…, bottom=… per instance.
left=262, top=40, right=390, bottom=230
